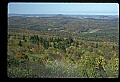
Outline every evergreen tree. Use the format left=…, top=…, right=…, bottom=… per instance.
left=18, top=40, right=23, bottom=47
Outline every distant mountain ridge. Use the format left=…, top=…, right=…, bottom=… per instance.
left=8, top=14, right=119, bottom=20
left=8, top=14, right=57, bottom=17
left=53, top=14, right=68, bottom=17
left=8, top=14, right=119, bottom=33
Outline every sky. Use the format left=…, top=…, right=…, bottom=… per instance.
left=8, top=3, right=119, bottom=15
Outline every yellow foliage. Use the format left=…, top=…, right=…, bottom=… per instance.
left=95, top=56, right=105, bottom=68
left=30, top=48, right=35, bottom=52
left=30, top=44, right=45, bottom=54
left=16, top=51, right=23, bottom=58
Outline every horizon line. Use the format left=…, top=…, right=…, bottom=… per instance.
left=8, top=13, right=119, bottom=15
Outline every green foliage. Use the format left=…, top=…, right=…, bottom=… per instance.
left=42, top=60, right=81, bottom=78
left=7, top=33, right=119, bottom=78
left=104, top=58, right=119, bottom=78
left=7, top=16, right=119, bottom=78
left=8, top=66, right=33, bottom=78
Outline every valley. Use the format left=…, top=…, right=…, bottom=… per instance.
left=7, top=14, right=119, bottom=78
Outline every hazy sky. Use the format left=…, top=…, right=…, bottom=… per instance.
left=8, top=3, right=119, bottom=15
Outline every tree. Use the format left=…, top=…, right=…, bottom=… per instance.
left=95, top=43, right=99, bottom=48
left=104, top=57, right=119, bottom=78
left=18, top=40, right=23, bottom=47
left=34, top=44, right=45, bottom=54
left=15, top=51, right=28, bottom=59
left=22, top=35, right=27, bottom=42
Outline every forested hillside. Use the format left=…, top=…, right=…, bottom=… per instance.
left=7, top=15, right=119, bottom=78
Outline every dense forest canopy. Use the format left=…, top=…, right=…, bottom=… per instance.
left=7, top=14, right=119, bottom=78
